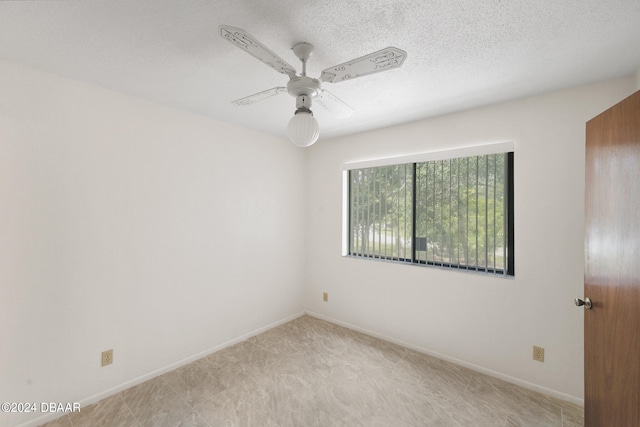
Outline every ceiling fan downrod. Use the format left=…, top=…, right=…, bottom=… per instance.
left=292, top=42, right=313, bottom=77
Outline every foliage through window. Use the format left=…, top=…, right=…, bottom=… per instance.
left=348, top=152, right=514, bottom=276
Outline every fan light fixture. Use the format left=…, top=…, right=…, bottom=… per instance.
left=287, top=93, right=319, bottom=147
left=288, top=110, right=319, bottom=147
left=220, top=26, right=407, bottom=148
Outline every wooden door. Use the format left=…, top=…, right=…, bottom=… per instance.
left=584, top=90, right=640, bottom=426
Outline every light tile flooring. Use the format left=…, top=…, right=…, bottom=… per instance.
left=41, top=315, right=584, bottom=427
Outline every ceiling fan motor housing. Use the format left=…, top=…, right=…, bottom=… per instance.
left=287, top=76, right=321, bottom=98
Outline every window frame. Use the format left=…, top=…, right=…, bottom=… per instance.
left=342, top=142, right=515, bottom=276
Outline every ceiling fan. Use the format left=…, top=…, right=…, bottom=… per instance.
left=220, top=25, right=407, bottom=147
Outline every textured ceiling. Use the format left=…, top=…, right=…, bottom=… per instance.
left=1, top=0, right=639, bottom=142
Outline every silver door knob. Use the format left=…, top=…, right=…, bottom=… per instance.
left=574, top=297, right=592, bottom=309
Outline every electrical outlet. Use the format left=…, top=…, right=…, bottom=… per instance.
left=323, top=292, right=328, bottom=302
left=101, top=349, right=113, bottom=367
left=533, top=346, right=544, bottom=362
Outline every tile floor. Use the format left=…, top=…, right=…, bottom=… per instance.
left=40, top=315, right=584, bottom=426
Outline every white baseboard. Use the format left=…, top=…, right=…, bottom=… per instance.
left=17, top=311, right=305, bottom=427
left=305, top=310, right=584, bottom=407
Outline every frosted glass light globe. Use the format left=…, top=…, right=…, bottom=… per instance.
left=287, top=112, right=319, bottom=147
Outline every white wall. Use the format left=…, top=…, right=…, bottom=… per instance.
left=635, top=67, right=640, bottom=90
left=304, top=76, right=636, bottom=403
left=0, top=61, right=306, bottom=427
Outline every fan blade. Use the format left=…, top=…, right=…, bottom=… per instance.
left=320, top=47, right=407, bottom=83
left=316, top=90, right=353, bottom=118
left=220, top=25, right=297, bottom=77
left=231, top=87, right=287, bottom=106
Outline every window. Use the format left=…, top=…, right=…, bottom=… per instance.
left=346, top=147, right=514, bottom=276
